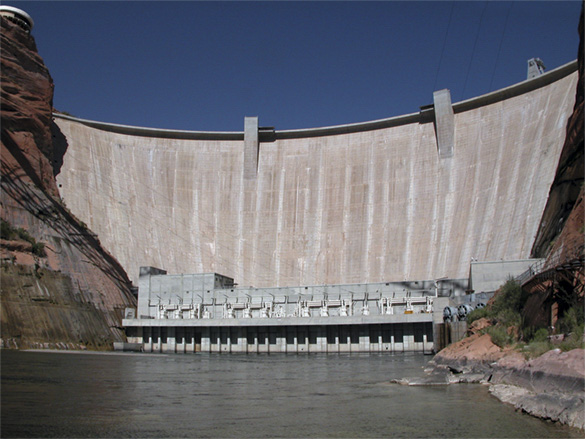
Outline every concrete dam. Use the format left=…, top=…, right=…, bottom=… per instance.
left=54, top=62, right=578, bottom=289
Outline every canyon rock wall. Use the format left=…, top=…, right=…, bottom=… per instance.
left=54, top=65, right=578, bottom=288
left=533, top=10, right=584, bottom=262
left=1, top=17, right=136, bottom=349
left=521, top=10, right=584, bottom=330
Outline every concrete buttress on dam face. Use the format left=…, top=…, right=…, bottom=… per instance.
left=54, top=68, right=578, bottom=288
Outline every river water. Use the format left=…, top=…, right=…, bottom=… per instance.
left=1, top=350, right=580, bottom=438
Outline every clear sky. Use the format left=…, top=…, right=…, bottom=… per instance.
left=8, top=1, right=582, bottom=131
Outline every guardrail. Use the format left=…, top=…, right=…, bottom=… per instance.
left=516, top=241, right=585, bottom=285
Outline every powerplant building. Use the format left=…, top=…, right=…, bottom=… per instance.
left=122, top=267, right=466, bottom=353
left=51, top=60, right=579, bottom=353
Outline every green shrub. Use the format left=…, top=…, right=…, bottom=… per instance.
left=486, top=326, right=513, bottom=348
left=558, top=305, right=584, bottom=335
left=16, top=227, right=34, bottom=244
left=31, top=242, right=46, bottom=257
left=1, top=219, right=46, bottom=258
left=1, top=219, right=17, bottom=240
left=531, top=328, right=549, bottom=343
left=466, top=307, right=490, bottom=324
left=522, top=326, right=537, bottom=342
left=492, top=279, right=523, bottom=314
left=524, top=340, right=554, bottom=358
left=1, top=220, right=35, bottom=244
left=495, top=308, right=522, bottom=328
left=560, top=326, right=585, bottom=351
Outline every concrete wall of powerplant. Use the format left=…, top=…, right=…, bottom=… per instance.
left=54, top=62, right=578, bottom=288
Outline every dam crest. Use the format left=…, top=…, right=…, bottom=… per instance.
left=54, top=60, right=579, bottom=290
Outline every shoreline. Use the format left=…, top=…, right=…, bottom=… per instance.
left=393, top=334, right=585, bottom=430
left=12, top=349, right=156, bottom=357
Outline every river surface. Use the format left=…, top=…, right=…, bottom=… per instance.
left=1, top=350, right=580, bottom=438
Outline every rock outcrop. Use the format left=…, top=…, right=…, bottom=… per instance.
left=397, top=333, right=585, bottom=430
left=1, top=16, right=136, bottom=349
left=491, top=348, right=585, bottom=395
left=489, top=384, right=584, bottom=431
left=0, top=14, right=57, bottom=196
left=432, top=333, right=519, bottom=372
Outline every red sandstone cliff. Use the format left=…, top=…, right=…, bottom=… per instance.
left=1, top=16, right=57, bottom=197
left=1, top=17, right=136, bottom=349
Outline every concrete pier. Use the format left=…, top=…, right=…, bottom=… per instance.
left=128, top=321, right=434, bottom=354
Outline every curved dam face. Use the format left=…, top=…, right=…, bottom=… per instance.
left=54, top=66, right=578, bottom=287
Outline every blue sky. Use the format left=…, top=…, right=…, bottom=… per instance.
left=8, top=1, right=582, bottom=131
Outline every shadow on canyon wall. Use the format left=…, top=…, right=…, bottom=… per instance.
left=1, top=16, right=136, bottom=350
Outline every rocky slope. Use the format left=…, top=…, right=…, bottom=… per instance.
left=1, top=16, right=136, bottom=349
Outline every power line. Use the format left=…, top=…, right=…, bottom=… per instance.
left=489, top=2, right=513, bottom=92
left=433, top=1, right=455, bottom=92
left=461, top=1, right=488, bottom=100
